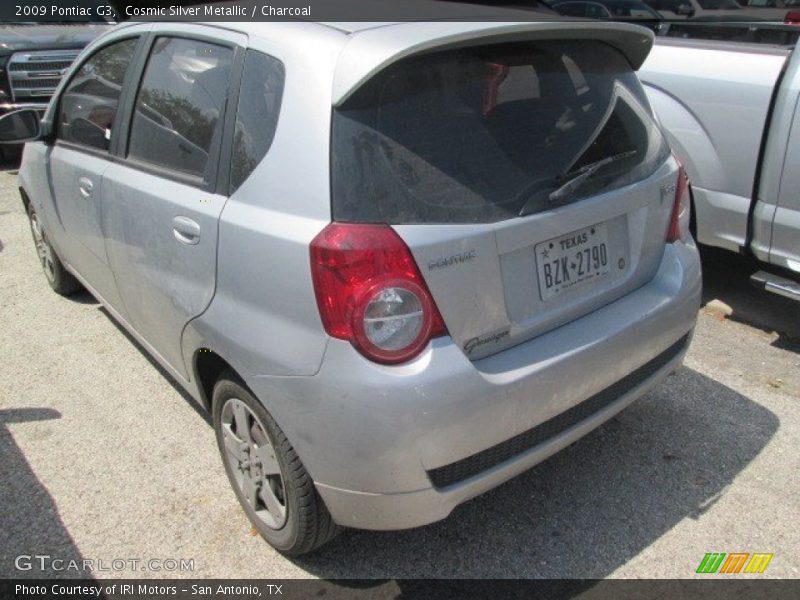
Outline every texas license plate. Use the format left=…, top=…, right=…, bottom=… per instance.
left=535, top=223, right=612, bottom=301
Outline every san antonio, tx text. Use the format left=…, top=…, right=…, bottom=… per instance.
left=124, top=4, right=312, bottom=17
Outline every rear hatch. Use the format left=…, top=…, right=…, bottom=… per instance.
left=331, top=32, right=677, bottom=360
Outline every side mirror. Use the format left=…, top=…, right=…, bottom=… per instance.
left=0, top=107, right=44, bottom=144
left=677, top=3, right=696, bottom=15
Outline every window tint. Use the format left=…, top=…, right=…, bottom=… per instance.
left=663, top=22, right=800, bottom=44
left=128, top=37, right=233, bottom=180
left=58, top=38, right=138, bottom=151
left=555, top=2, right=590, bottom=15
left=604, top=0, right=662, bottom=16
left=332, top=41, right=669, bottom=224
left=697, top=0, right=740, bottom=7
left=230, top=50, right=285, bottom=194
left=585, top=3, right=611, bottom=16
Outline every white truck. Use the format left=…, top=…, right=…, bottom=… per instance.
left=639, top=36, right=800, bottom=299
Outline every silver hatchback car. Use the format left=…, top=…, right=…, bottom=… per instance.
left=2, top=20, right=701, bottom=555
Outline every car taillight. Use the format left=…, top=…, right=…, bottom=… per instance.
left=667, top=165, right=691, bottom=243
left=310, top=223, right=447, bottom=364
left=785, top=10, right=800, bottom=25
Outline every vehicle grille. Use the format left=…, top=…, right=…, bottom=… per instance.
left=9, top=60, right=75, bottom=72
left=16, top=78, right=62, bottom=90
left=7, top=50, right=81, bottom=102
left=426, top=334, right=690, bottom=489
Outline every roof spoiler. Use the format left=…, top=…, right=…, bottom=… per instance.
left=332, top=21, right=654, bottom=106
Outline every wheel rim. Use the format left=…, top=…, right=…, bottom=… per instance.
left=220, top=398, right=288, bottom=529
left=28, top=210, right=55, bottom=283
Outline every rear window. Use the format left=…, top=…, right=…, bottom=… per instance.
left=332, top=40, right=669, bottom=224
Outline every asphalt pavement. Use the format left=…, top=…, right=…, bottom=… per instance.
left=1, top=161, right=798, bottom=579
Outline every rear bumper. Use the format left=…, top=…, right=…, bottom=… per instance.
left=248, top=241, right=701, bottom=530
left=315, top=333, right=690, bottom=530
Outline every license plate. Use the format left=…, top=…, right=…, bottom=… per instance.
left=535, top=223, right=612, bottom=301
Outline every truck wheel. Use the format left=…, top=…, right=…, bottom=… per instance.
left=26, top=204, right=82, bottom=296
left=212, top=372, right=341, bottom=556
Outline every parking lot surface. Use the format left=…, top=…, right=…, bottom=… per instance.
left=1, top=162, right=798, bottom=579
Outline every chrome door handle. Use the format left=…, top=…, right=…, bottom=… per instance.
left=172, top=216, right=201, bottom=245
left=78, top=177, right=94, bottom=198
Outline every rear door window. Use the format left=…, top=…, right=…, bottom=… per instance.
left=127, top=37, right=234, bottom=181
left=332, top=40, right=669, bottom=224
left=58, top=38, right=138, bottom=151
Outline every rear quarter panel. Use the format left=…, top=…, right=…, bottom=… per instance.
left=181, top=26, right=345, bottom=379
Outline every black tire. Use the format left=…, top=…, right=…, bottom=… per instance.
left=25, top=203, right=82, bottom=296
left=212, top=371, right=341, bottom=556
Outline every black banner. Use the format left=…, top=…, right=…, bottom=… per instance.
left=2, top=0, right=564, bottom=23
left=2, top=0, right=788, bottom=25
left=4, top=579, right=800, bottom=600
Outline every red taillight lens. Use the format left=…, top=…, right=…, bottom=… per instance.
left=785, top=10, right=800, bottom=25
left=309, top=223, right=447, bottom=364
left=667, top=165, right=691, bottom=243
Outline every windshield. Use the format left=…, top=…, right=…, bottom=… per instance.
left=332, top=40, right=669, bottom=224
left=0, top=1, right=114, bottom=23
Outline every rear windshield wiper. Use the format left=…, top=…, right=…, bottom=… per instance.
left=547, top=150, right=638, bottom=204
left=517, top=150, right=637, bottom=217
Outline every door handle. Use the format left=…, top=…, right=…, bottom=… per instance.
left=172, top=216, right=201, bottom=245
left=78, top=176, right=94, bottom=198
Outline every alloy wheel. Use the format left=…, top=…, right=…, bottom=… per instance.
left=220, top=397, right=288, bottom=529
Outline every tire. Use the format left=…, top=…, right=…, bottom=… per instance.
left=212, top=371, right=341, bottom=556
left=25, top=203, right=82, bottom=296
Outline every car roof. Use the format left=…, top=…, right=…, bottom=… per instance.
left=113, top=17, right=654, bottom=106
